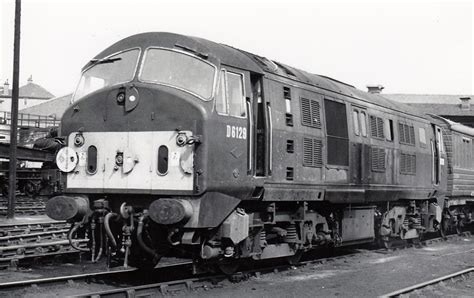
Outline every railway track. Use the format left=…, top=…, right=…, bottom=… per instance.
left=0, top=218, right=87, bottom=269
left=0, top=232, right=470, bottom=297
left=0, top=221, right=68, bottom=237
left=0, top=195, right=46, bottom=216
left=381, top=267, right=474, bottom=297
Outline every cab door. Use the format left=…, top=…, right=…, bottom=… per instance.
left=210, top=67, right=251, bottom=195
left=250, top=75, right=270, bottom=178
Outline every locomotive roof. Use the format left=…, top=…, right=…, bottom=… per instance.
left=238, top=51, right=426, bottom=119
left=88, top=32, right=426, bottom=120
left=85, top=32, right=264, bottom=74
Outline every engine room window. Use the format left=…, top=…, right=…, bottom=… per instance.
left=385, top=119, right=393, bottom=141
left=419, top=127, right=426, bottom=146
left=359, top=112, right=367, bottom=137
left=140, top=48, right=216, bottom=100
left=73, top=48, right=140, bottom=101
left=353, top=110, right=360, bottom=136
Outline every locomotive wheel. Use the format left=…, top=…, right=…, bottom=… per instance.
left=286, top=249, right=303, bottom=265
left=217, top=259, right=240, bottom=275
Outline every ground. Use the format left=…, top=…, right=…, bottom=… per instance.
left=187, top=237, right=474, bottom=297
left=0, top=236, right=473, bottom=297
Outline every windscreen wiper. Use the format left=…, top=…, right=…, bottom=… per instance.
left=89, top=57, right=122, bottom=65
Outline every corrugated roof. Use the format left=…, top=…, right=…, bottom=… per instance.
left=19, top=93, right=72, bottom=118
left=383, top=94, right=474, bottom=117
left=383, top=94, right=472, bottom=104
left=404, top=103, right=474, bottom=116
left=0, top=82, right=55, bottom=99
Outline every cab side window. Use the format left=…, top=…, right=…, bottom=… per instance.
left=216, top=70, right=246, bottom=117
left=352, top=107, right=367, bottom=137
left=216, top=70, right=227, bottom=114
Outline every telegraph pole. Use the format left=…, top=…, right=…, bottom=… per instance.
left=8, top=0, right=22, bottom=219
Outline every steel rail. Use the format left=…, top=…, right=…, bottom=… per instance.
left=0, top=267, right=137, bottom=289
left=71, top=276, right=207, bottom=298
left=380, top=267, right=474, bottom=297
left=1, top=232, right=471, bottom=296
left=0, top=260, right=193, bottom=290
left=70, top=245, right=424, bottom=298
left=70, top=232, right=474, bottom=297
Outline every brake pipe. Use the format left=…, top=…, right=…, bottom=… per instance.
left=68, top=222, right=90, bottom=252
left=104, top=212, right=118, bottom=249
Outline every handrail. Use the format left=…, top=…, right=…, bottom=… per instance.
left=0, top=111, right=59, bottom=128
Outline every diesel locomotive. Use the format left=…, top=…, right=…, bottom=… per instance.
left=45, top=32, right=474, bottom=270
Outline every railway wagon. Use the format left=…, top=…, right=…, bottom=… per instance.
left=45, top=32, right=470, bottom=270
left=434, top=116, right=474, bottom=234
left=0, top=127, right=61, bottom=197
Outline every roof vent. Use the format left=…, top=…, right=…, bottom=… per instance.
left=460, top=97, right=471, bottom=110
left=3, top=80, right=9, bottom=96
left=27, top=75, right=33, bottom=84
left=367, top=85, right=384, bottom=94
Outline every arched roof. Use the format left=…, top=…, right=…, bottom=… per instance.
left=85, top=32, right=424, bottom=118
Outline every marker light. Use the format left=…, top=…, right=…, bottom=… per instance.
left=74, top=133, right=85, bottom=147
left=56, top=147, right=79, bottom=173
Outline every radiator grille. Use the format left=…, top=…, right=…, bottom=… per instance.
left=303, top=137, right=323, bottom=167
left=370, top=116, right=385, bottom=139
left=300, top=98, right=321, bottom=128
left=371, top=147, right=386, bottom=172
left=400, top=152, right=416, bottom=174
left=399, top=123, right=415, bottom=145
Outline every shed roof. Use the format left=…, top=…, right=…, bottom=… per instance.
left=19, top=93, right=72, bottom=119
left=0, top=82, right=55, bottom=100
left=383, top=94, right=473, bottom=104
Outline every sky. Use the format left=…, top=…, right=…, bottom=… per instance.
left=0, top=0, right=473, bottom=98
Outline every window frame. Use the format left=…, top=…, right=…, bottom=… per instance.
left=72, top=47, right=142, bottom=103
left=359, top=111, right=368, bottom=137
left=214, top=68, right=247, bottom=119
left=418, top=127, right=427, bottom=148
left=385, top=119, right=394, bottom=142
left=352, top=110, right=360, bottom=136
left=138, top=46, right=218, bottom=101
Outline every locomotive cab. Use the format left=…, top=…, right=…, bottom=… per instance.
left=46, top=32, right=264, bottom=268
